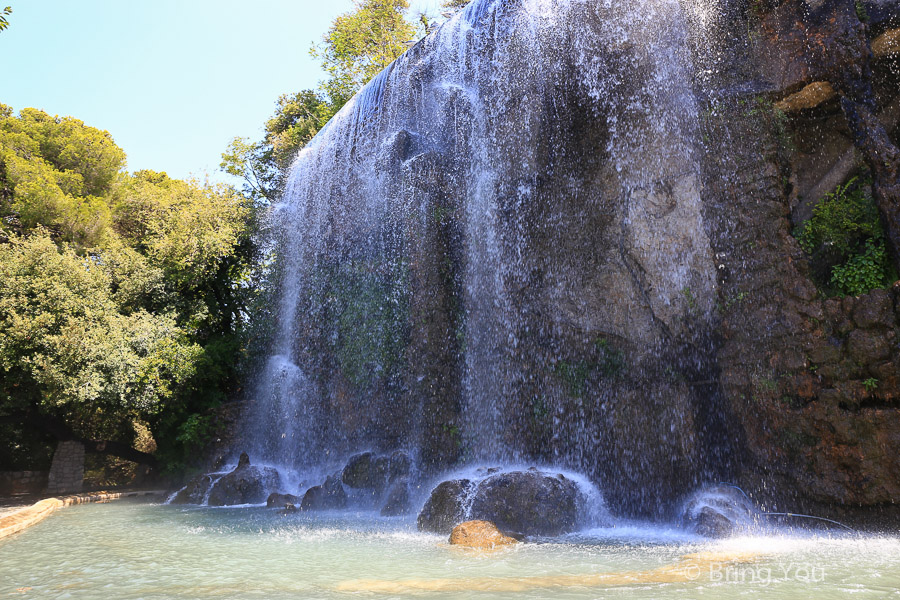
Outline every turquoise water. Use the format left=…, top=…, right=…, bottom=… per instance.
left=1, top=502, right=899, bottom=599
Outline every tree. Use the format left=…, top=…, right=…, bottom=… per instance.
left=0, top=233, right=202, bottom=467
left=1, top=108, right=126, bottom=248
left=0, top=6, right=11, bottom=33
left=221, top=91, right=337, bottom=203
left=311, top=0, right=416, bottom=106
left=0, top=106, right=260, bottom=474
left=441, top=0, right=469, bottom=14
left=225, top=0, right=418, bottom=200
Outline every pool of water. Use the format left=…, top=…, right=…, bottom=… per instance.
left=1, top=501, right=899, bottom=599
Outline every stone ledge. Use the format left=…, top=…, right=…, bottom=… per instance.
left=0, top=491, right=166, bottom=541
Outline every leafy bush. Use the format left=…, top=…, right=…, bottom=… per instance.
left=795, top=178, right=896, bottom=296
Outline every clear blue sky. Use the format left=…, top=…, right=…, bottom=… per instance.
left=1, top=0, right=440, bottom=181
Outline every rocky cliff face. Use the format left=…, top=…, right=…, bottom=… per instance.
left=245, top=0, right=900, bottom=523
left=706, top=0, right=900, bottom=525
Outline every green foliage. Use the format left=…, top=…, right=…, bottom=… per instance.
left=830, top=239, right=891, bottom=296
left=0, top=108, right=126, bottom=247
left=863, top=377, right=879, bottom=393
left=594, top=337, right=626, bottom=379
left=115, top=170, right=250, bottom=288
left=0, top=106, right=260, bottom=473
left=554, top=360, right=592, bottom=398
left=175, top=413, right=214, bottom=447
left=311, top=0, right=416, bottom=105
left=0, top=6, right=11, bottom=32
left=795, top=178, right=896, bottom=296
left=0, top=234, right=202, bottom=422
left=221, top=91, right=338, bottom=202
left=442, top=0, right=469, bottom=11
left=225, top=0, right=422, bottom=200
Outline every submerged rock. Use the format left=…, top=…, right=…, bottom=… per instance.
left=417, top=470, right=581, bottom=537
left=449, top=520, right=518, bottom=548
left=680, top=485, right=758, bottom=538
left=207, top=453, right=280, bottom=506
left=267, top=492, right=302, bottom=508
left=301, top=474, right=348, bottom=510
left=417, top=479, right=475, bottom=534
left=380, top=477, right=412, bottom=517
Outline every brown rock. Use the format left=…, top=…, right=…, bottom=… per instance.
left=853, top=290, right=895, bottom=329
left=807, top=344, right=841, bottom=365
left=774, top=81, right=836, bottom=113
left=449, top=521, right=518, bottom=549
left=847, top=330, right=892, bottom=363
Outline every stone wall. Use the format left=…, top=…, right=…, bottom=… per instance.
left=0, top=471, right=48, bottom=495
left=46, top=441, right=84, bottom=495
left=699, top=16, right=900, bottom=523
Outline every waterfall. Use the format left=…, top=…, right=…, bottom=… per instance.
left=241, top=0, right=726, bottom=516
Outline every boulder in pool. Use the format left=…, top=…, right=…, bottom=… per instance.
left=417, top=470, right=581, bottom=537
left=469, top=471, right=580, bottom=537
left=267, top=492, right=302, bottom=508
left=380, top=477, right=412, bottom=516
left=301, top=474, right=348, bottom=510
left=417, top=479, right=476, bottom=534
left=341, top=452, right=386, bottom=490
left=680, top=484, right=758, bottom=538
left=170, top=473, right=214, bottom=505
left=207, top=453, right=281, bottom=506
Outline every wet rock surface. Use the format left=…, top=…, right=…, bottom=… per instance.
left=169, top=474, right=214, bottom=505
left=417, top=479, right=475, bottom=534
left=681, top=485, right=758, bottom=538
left=301, top=474, right=348, bottom=511
left=418, top=471, right=581, bottom=537
left=341, top=451, right=411, bottom=494
left=218, top=0, right=900, bottom=526
left=207, top=453, right=280, bottom=507
left=380, top=478, right=412, bottom=517
left=267, top=492, right=301, bottom=508
left=469, top=471, right=580, bottom=537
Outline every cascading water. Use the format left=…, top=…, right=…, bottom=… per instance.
left=240, top=0, right=730, bottom=516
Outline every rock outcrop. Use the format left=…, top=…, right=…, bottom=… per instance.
left=417, top=479, right=476, bottom=534
left=680, top=485, right=758, bottom=538
left=380, top=478, right=412, bottom=516
left=206, top=453, right=280, bottom=507
left=418, top=470, right=581, bottom=536
left=267, top=492, right=302, bottom=508
left=301, top=474, right=348, bottom=510
left=228, top=0, right=900, bottom=526
left=169, top=473, right=215, bottom=505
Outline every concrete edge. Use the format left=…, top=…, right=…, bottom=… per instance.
left=0, top=490, right=167, bottom=541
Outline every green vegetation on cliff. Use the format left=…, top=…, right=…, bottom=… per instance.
left=796, top=178, right=897, bottom=296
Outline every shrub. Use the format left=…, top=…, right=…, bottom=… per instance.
left=795, top=178, right=896, bottom=296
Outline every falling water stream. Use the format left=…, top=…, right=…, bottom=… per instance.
left=241, top=0, right=728, bottom=510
